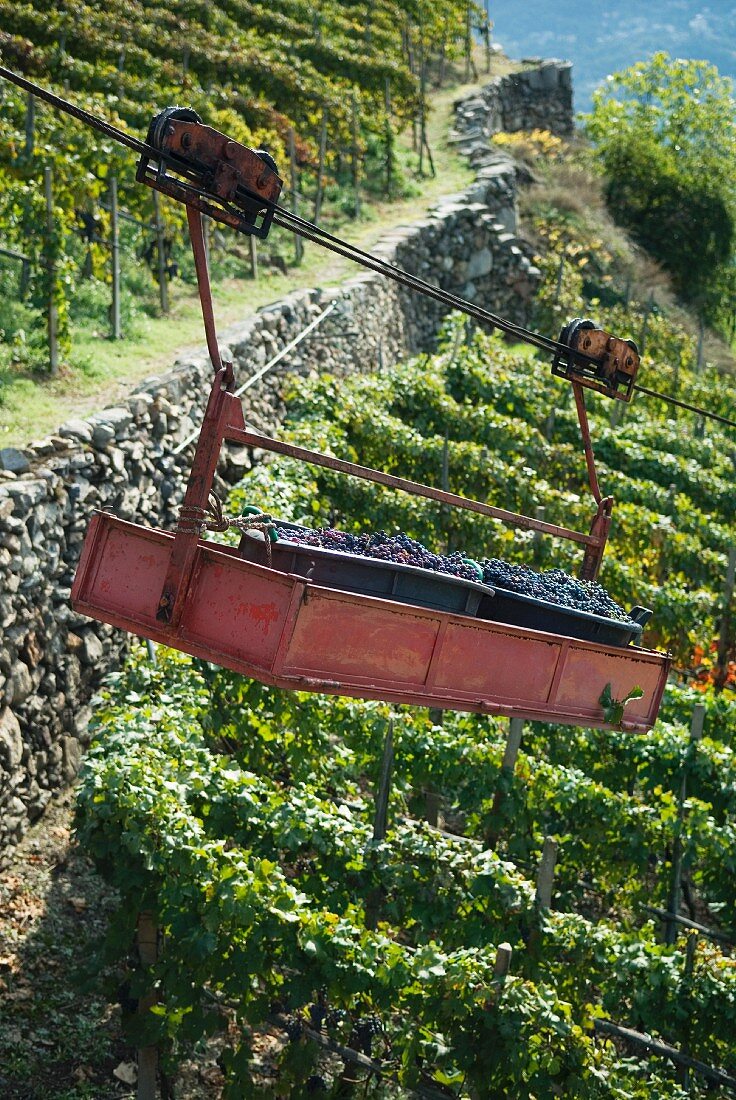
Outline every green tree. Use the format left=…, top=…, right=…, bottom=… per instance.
left=583, top=52, right=736, bottom=330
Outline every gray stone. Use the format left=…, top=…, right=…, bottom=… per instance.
left=91, top=421, right=116, bottom=447
left=0, top=707, right=22, bottom=770
left=27, top=783, right=51, bottom=821
left=59, top=419, right=94, bottom=443
left=0, top=448, right=30, bottom=475
left=5, top=480, right=48, bottom=510
left=101, top=406, right=133, bottom=436
left=29, top=438, right=57, bottom=456
left=81, top=631, right=104, bottom=667
left=74, top=706, right=93, bottom=743
left=467, top=248, right=493, bottom=279
left=69, top=452, right=94, bottom=470
left=7, top=662, right=32, bottom=705
left=2, top=796, right=26, bottom=828
left=128, top=392, right=154, bottom=417
left=62, top=735, right=82, bottom=781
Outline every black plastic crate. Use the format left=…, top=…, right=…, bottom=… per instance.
left=238, top=524, right=495, bottom=616
left=476, top=588, right=650, bottom=647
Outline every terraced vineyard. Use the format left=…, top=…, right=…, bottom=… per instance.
left=0, top=1, right=485, bottom=368
left=76, top=294, right=736, bottom=1093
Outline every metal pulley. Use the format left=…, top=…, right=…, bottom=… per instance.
left=552, top=317, right=640, bottom=401
left=136, top=106, right=283, bottom=237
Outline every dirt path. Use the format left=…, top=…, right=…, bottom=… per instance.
left=0, top=787, right=131, bottom=1099
left=0, top=787, right=334, bottom=1098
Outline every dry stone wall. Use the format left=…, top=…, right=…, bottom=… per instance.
left=452, top=60, right=573, bottom=143
left=0, top=62, right=573, bottom=853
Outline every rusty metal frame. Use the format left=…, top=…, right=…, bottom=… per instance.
left=224, top=425, right=602, bottom=550
left=136, top=115, right=283, bottom=239
left=552, top=323, right=640, bottom=401
left=155, top=202, right=617, bottom=623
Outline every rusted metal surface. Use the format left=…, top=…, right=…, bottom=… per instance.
left=155, top=369, right=244, bottom=627
left=187, top=207, right=227, bottom=375
left=72, top=513, right=671, bottom=732
left=571, top=378, right=613, bottom=581
left=136, top=109, right=283, bottom=238
left=580, top=496, right=613, bottom=582
left=572, top=381, right=603, bottom=506
left=552, top=319, right=640, bottom=401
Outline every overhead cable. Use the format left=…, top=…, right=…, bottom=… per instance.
left=1, top=64, right=734, bottom=430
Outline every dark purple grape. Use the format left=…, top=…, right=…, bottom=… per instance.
left=351, top=1014, right=382, bottom=1056
left=274, top=524, right=482, bottom=583
left=284, top=1016, right=304, bottom=1042
left=272, top=524, right=633, bottom=624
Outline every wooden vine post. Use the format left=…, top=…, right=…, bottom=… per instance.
left=426, top=708, right=444, bottom=826
left=464, top=1, right=476, bottom=83
left=152, top=190, right=169, bottom=314
left=365, top=721, right=394, bottom=931
left=25, top=91, right=35, bottom=160
left=384, top=78, right=393, bottom=198
left=535, top=836, right=558, bottom=909
left=313, top=109, right=328, bottom=224
left=287, top=128, right=303, bottom=264
left=351, top=89, right=361, bottom=219
left=696, top=316, right=705, bottom=374
left=639, top=291, right=655, bottom=354
left=110, top=175, right=121, bottom=339
left=484, top=0, right=492, bottom=73
left=43, top=166, right=59, bottom=375
left=715, top=546, right=736, bottom=690
left=249, top=234, right=258, bottom=281
left=677, top=931, right=699, bottom=1089
left=487, top=717, right=524, bottom=846
left=493, top=942, right=513, bottom=982
left=372, top=721, right=395, bottom=843
left=136, top=911, right=158, bottom=1100
left=665, top=703, right=705, bottom=945
left=418, top=44, right=427, bottom=177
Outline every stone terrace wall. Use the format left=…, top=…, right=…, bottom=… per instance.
left=0, top=61, right=570, bottom=853
left=452, top=60, right=573, bottom=143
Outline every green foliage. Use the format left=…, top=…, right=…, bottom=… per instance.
left=0, top=0, right=483, bottom=370
left=599, top=683, right=644, bottom=727
left=582, top=53, right=736, bottom=329
left=77, top=647, right=736, bottom=1095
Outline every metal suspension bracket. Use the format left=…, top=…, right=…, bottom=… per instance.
left=553, top=317, right=640, bottom=401
left=136, top=106, right=283, bottom=238
left=571, top=377, right=612, bottom=581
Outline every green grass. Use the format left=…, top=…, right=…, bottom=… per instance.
left=0, top=55, right=515, bottom=448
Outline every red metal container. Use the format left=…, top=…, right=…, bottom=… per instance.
left=72, top=511, right=670, bottom=731
left=70, top=211, right=672, bottom=734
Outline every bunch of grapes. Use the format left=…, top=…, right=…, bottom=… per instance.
left=270, top=522, right=634, bottom=624
left=350, top=1014, right=383, bottom=1056
left=481, top=559, right=634, bottom=622
left=274, top=524, right=482, bottom=583
left=325, top=1007, right=348, bottom=1031
left=306, top=1075, right=327, bottom=1093
left=283, top=1015, right=304, bottom=1043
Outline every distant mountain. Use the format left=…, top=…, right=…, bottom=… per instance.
left=488, top=1, right=736, bottom=114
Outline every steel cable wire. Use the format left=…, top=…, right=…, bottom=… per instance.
left=1, top=63, right=734, bottom=429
